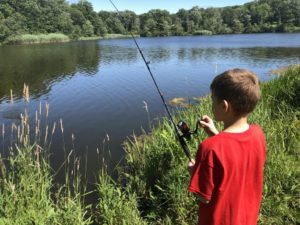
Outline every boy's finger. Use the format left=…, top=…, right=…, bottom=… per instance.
left=200, top=120, right=209, bottom=127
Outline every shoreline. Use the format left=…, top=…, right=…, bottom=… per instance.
left=1, top=31, right=300, bottom=46
left=0, top=33, right=140, bottom=46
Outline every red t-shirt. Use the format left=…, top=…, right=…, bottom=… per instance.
left=189, top=124, right=266, bottom=225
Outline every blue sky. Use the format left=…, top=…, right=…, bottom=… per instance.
left=68, top=0, right=253, bottom=14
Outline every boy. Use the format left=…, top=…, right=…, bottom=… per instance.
left=188, top=68, right=266, bottom=225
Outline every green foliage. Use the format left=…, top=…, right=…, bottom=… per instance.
left=96, top=169, right=146, bottom=225
left=263, top=65, right=300, bottom=116
left=0, top=144, right=91, bottom=224
left=0, top=0, right=299, bottom=44
left=0, top=97, right=91, bottom=224
left=255, top=66, right=300, bottom=224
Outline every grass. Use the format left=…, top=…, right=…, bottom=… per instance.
left=0, top=91, right=91, bottom=224
left=3, top=33, right=138, bottom=45
left=0, top=65, right=299, bottom=224
left=78, top=34, right=139, bottom=41
left=5, top=33, right=70, bottom=45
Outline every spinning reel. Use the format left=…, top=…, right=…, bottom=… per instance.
left=177, top=120, right=200, bottom=141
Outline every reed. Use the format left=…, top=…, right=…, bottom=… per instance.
left=5, top=33, right=70, bottom=45
left=0, top=88, right=91, bottom=224
left=96, top=165, right=147, bottom=225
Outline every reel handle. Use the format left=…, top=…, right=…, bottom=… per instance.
left=177, top=119, right=200, bottom=140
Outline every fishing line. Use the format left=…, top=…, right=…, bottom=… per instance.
left=109, top=0, right=193, bottom=161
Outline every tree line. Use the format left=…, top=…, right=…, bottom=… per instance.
left=0, top=0, right=300, bottom=43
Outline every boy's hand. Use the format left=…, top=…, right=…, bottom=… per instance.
left=188, top=159, right=195, bottom=176
left=199, top=115, right=219, bottom=137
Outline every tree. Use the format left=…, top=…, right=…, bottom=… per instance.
left=70, top=7, right=86, bottom=27
left=249, top=3, right=272, bottom=24
left=92, top=15, right=107, bottom=36
left=188, top=7, right=202, bottom=29
left=291, top=0, right=300, bottom=26
left=0, top=12, right=10, bottom=41
left=121, top=10, right=139, bottom=33
left=171, top=18, right=184, bottom=36
left=82, top=20, right=94, bottom=36
left=202, top=8, right=223, bottom=34
left=141, top=17, right=156, bottom=36
left=105, top=16, right=125, bottom=34
left=146, top=9, right=172, bottom=36
left=176, top=9, right=189, bottom=32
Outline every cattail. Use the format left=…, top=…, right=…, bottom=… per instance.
left=17, top=125, right=20, bottom=140
left=23, top=84, right=30, bottom=102
left=51, top=122, right=56, bottom=135
left=1, top=124, right=4, bottom=138
left=39, top=101, right=42, bottom=116
left=60, top=119, right=64, bottom=134
left=214, top=63, right=218, bottom=74
left=76, top=159, right=80, bottom=171
left=35, top=119, right=40, bottom=137
left=20, top=113, right=24, bottom=124
left=44, top=125, right=48, bottom=144
left=142, top=100, right=149, bottom=113
left=67, top=150, right=73, bottom=164
left=26, top=85, right=29, bottom=102
left=10, top=89, right=13, bottom=104
left=24, top=108, right=28, bottom=123
left=35, top=111, right=38, bottom=124
left=45, top=102, right=49, bottom=118
left=23, top=84, right=26, bottom=97
left=11, top=122, right=17, bottom=134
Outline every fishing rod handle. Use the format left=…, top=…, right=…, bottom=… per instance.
left=178, top=135, right=193, bottom=162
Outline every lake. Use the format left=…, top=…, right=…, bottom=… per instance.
left=0, top=33, right=300, bottom=181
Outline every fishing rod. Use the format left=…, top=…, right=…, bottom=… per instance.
left=109, top=0, right=199, bottom=162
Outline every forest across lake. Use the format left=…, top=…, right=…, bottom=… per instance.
left=0, top=0, right=300, bottom=44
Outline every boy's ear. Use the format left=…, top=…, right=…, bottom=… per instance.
left=222, top=100, right=229, bottom=112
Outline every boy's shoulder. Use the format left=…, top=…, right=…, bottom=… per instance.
left=201, top=124, right=264, bottom=149
left=197, top=124, right=265, bottom=163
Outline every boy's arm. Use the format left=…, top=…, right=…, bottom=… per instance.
left=188, top=160, right=210, bottom=204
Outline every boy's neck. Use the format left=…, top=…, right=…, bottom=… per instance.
left=223, top=116, right=249, bottom=133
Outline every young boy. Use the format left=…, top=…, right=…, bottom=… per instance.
left=188, top=68, right=266, bottom=225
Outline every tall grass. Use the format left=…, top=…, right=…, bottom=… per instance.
left=96, top=167, right=146, bottom=225
left=0, top=89, right=91, bottom=224
left=5, top=33, right=70, bottom=45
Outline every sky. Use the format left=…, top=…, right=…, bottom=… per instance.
left=68, top=0, right=253, bottom=14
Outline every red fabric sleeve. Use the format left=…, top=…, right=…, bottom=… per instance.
left=189, top=144, right=215, bottom=201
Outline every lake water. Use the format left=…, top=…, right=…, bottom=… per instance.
left=1, top=33, right=300, bottom=181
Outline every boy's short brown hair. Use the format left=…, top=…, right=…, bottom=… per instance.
left=210, top=68, right=261, bottom=116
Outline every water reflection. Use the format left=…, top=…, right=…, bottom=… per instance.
left=174, top=47, right=300, bottom=62
left=0, top=41, right=101, bottom=101
left=146, top=47, right=172, bottom=63
left=98, top=45, right=138, bottom=65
